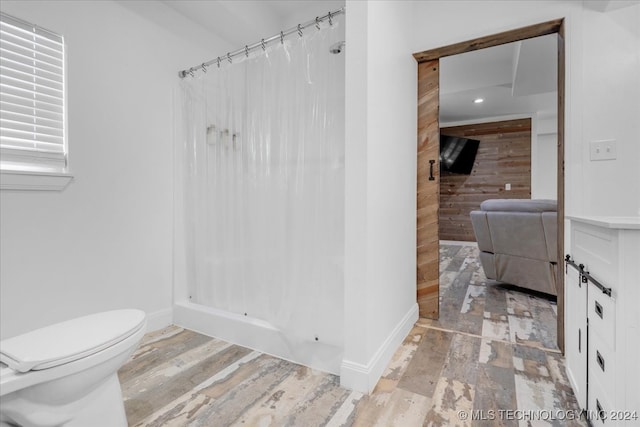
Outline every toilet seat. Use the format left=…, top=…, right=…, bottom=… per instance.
left=0, top=309, right=146, bottom=373
left=0, top=310, right=146, bottom=426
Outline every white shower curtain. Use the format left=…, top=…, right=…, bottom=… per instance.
left=178, top=20, right=345, bottom=352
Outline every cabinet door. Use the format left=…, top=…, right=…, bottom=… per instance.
left=565, top=264, right=587, bottom=409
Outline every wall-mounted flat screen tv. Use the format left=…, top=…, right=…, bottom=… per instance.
left=439, top=135, right=480, bottom=174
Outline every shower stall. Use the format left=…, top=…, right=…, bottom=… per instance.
left=173, top=12, right=345, bottom=374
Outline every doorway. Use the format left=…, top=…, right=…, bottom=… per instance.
left=414, top=19, right=566, bottom=352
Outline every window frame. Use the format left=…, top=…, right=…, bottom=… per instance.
left=0, top=12, right=72, bottom=191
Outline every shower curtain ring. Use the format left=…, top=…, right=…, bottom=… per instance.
left=328, top=11, right=333, bottom=26
left=227, top=53, right=232, bottom=63
left=245, top=45, right=249, bottom=57
left=189, top=67, right=195, bottom=77
left=315, top=17, right=320, bottom=30
left=217, top=57, right=221, bottom=68
left=297, top=24, right=303, bottom=37
left=280, top=31, right=284, bottom=44
left=201, top=63, right=207, bottom=73
left=261, top=38, right=266, bottom=51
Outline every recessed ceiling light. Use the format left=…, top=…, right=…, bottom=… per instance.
left=473, top=98, right=484, bottom=104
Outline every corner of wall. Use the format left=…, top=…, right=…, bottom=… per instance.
left=340, top=303, right=418, bottom=393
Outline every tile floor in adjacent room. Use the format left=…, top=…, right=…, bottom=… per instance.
left=119, top=243, right=586, bottom=426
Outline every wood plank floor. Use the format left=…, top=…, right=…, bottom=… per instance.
left=119, top=244, right=586, bottom=426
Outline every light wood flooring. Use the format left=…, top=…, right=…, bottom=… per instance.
left=119, top=244, right=585, bottom=426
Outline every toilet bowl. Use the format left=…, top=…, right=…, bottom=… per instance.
left=0, top=309, right=146, bottom=427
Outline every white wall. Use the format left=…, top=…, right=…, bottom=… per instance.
left=411, top=0, right=640, bottom=217
left=533, top=134, right=558, bottom=199
left=0, top=0, right=226, bottom=339
left=579, top=3, right=640, bottom=216
left=342, top=0, right=418, bottom=392
left=533, top=116, right=558, bottom=200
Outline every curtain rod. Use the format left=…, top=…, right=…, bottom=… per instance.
left=178, top=7, right=345, bottom=78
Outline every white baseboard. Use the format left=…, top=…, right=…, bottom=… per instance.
left=340, top=303, right=419, bottom=393
left=145, top=307, right=173, bottom=332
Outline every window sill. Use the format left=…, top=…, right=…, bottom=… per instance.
left=1, top=169, right=74, bottom=191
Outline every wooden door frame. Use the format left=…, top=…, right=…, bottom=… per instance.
left=414, top=19, right=566, bottom=353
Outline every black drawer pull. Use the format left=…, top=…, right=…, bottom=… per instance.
left=578, top=328, right=581, bottom=353
left=596, top=350, right=605, bottom=372
left=595, top=301, right=603, bottom=319
left=596, top=399, right=605, bottom=423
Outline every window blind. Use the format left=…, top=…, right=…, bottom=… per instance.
left=0, top=12, right=66, bottom=171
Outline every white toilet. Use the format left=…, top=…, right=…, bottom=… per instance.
left=0, top=309, right=146, bottom=427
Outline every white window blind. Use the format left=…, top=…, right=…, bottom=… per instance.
left=0, top=12, right=67, bottom=172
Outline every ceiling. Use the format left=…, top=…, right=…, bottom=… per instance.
left=162, top=0, right=345, bottom=48
left=439, top=34, right=558, bottom=124
left=146, top=1, right=558, bottom=126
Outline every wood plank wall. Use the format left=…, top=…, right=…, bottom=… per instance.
left=439, top=118, right=532, bottom=242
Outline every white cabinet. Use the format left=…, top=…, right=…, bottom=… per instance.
left=565, top=216, right=640, bottom=426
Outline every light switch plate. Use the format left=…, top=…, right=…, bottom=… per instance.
left=590, top=139, right=617, bottom=161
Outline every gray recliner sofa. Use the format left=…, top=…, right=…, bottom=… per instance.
left=470, top=199, right=558, bottom=296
